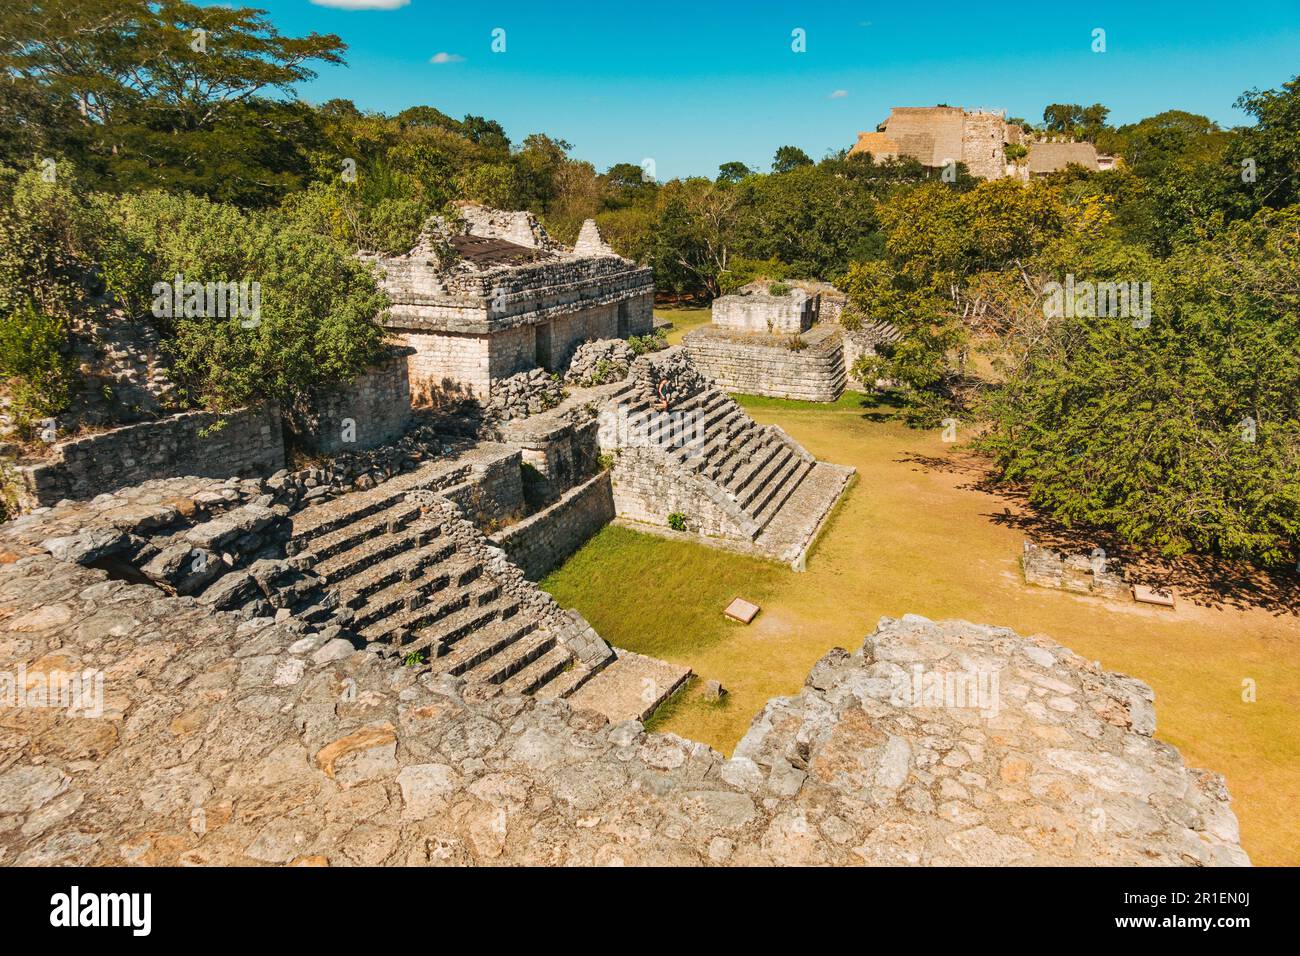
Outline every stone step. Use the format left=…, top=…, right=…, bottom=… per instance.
left=289, top=484, right=412, bottom=546
left=732, top=438, right=788, bottom=501
left=351, top=557, right=484, bottom=637
left=361, top=572, right=480, bottom=645
left=494, top=646, right=573, bottom=698
left=399, top=598, right=513, bottom=658
left=462, top=627, right=556, bottom=686
left=750, top=455, right=810, bottom=524
left=312, top=517, right=443, bottom=582
left=430, top=614, right=538, bottom=677
left=713, top=430, right=773, bottom=487
left=533, top=661, right=600, bottom=701
left=330, top=539, right=459, bottom=606
left=753, top=461, right=854, bottom=566
left=737, top=444, right=795, bottom=509
left=299, top=501, right=422, bottom=562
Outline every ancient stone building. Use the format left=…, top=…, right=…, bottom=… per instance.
left=369, top=204, right=654, bottom=405
left=851, top=106, right=1024, bottom=179
left=1025, top=140, right=1102, bottom=177
left=684, top=280, right=897, bottom=403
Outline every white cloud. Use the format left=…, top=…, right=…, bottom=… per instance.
left=430, top=52, right=466, bottom=64
left=828, top=89, right=848, bottom=99
left=309, top=0, right=410, bottom=10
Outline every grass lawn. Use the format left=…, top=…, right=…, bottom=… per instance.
left=540, top=389, right=1300, bottom=866
left=653, top=306, right=712, bottom=346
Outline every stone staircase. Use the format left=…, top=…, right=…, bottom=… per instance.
left=601, top=373, right=850, bottom=564
left=286, top=467, right=602, bottom=703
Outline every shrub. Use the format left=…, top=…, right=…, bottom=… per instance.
left=0, top=300, right=75, bottom=439
left=667, top=511, right=688, bottom=531
left=628, top=329, right=667, bottom=355
left=108, top=190, right=389, bottom=412
left=767, top=281, right=791, bottom=296
left=785, top=333, right=807, bottom=351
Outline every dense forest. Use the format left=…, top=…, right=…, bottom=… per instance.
left=1, top=0, right=1297, bottom=566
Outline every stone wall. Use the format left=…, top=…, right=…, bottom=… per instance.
left=292, top=349, right=413, bottom=455
left=394, top=329, right=491, bottom=404
left=440, top=446, right=526, bottom=530
left=15, top=405, right=284, bottom=508
left=394, top=295, right=653, bottom=403
left=683, top=326, right=845, bottom=402
left=711, top=292, right=812, bottom=333
left=489, top=469, right=615, bottom=579
left=606, top=446, right=752, bottom=539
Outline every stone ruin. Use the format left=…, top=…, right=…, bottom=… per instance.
left=1022, top=540, right=1131, bottom=602
left=0, top=367, right=1251, bottom=865
left=685, top=279, right=899, bottom=403
left=0, top=206, right=1251, bottom=867
left=563, top=338, right=635, bottom=387
left=367, top=203, right=654, bottom=406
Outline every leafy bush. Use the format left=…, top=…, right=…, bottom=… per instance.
left=977, top=206, right=1300, bottom=566
left=667, top=511, right=688, bottom=531
left=628, top=329, right=667, bottom=355
left=107, top=190, right=389, bottom=413
left=0, top=300, right=75, bottom=439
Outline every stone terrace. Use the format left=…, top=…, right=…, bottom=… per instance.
left=0, top=540, right=1248, bottom=866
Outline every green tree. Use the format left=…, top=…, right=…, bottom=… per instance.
left=717, top=161, right=752, bottom=183
left=771, top=145, right=813, bottom=173
left=978, top=205, right=1300, bottom=566
left=0, top=0, right=346, bottom=205
left=1235, top=75, right=1300, bottom=209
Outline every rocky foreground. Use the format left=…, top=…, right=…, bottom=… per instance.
left=0, top=540, right=1247, bottom=865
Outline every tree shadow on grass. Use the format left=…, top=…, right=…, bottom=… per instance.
left=899, top=451, right=1300, bottom=617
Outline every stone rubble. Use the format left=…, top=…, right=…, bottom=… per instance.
left=486, top=369, right=567, bottom=423
left=564, top=339, right=635, bottom=387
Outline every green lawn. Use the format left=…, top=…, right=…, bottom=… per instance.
left=653, top=306, right=712, bottom=346
left=539, top=389, right=1300, bottom=866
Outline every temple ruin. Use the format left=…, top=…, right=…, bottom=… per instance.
left=370, top=203, right=655, bottom=405
left=850, top=106, right=1110, bottom=180
left=684, top=280, right=899, bottom=403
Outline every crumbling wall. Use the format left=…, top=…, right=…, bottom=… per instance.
left=15, top=406, right=284, bottom=508
left=711, top=292, right=813, bottom=334
left=291, top=349, right=414, bottom=455
left=1022, top=540, right=1130, bottom=600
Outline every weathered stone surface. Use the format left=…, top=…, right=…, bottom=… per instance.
left=0, top=482, right=1250, bottom=866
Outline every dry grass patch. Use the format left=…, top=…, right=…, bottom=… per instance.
left=541, top=389, right=1300, bottom=865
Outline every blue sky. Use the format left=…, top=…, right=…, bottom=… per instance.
left=244, top=0, right=1300, bottom=179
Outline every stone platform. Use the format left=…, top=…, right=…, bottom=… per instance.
left=567, top=650, right=693, bottom=723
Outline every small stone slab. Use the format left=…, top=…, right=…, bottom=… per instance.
left=724, top=597, right=760, bottom=624
left=1132, top=585, right=1176, bottom=608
